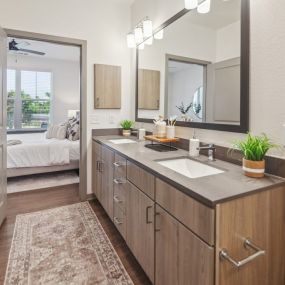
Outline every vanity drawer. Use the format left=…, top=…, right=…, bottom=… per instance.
left=113, top=178, right=127, bottom=212
left=114, top=153, right=127, bottom=178
left=127, top=161, right=155, bottom=200
left=113, top=203, right=126, bottom=240
left=156, top=178, right=215, bottom=245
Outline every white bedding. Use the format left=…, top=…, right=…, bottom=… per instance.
left=7, top=133, right=80, bottom=169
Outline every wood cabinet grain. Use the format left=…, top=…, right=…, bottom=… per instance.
left=178, top=223, right=214, bottom=285
left=114, top=153, right=127, bottom=179
left=92, top=141, right=102, bottom=200
left=126, top=182, right=155, bottom=283
left=127, top=161, right=155, bottom=199
left=138, top=69, right=160, bottom=110
left=94, top=64, right=121, bottom=109
left=101, top=145, right=114, bottom=219
left=156, top=178, right=215, bottom=245
left=216, top=186, right=285, bottom=285
left=155, top=205, right=179, bottom=285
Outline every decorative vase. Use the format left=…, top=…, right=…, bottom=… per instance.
left=242, top=158, right=265, bottom=178
left=166, top=126, right=175, bottom=139
left=122, top=129, right=131, bottom=137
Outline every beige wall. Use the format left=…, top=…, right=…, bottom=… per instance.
left=132, top=0, right=285, bottom=158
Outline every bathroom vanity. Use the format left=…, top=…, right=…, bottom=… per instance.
left=92, top=136, right=285, bottom=285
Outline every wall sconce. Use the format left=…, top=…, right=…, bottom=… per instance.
left=185, top=0, right=211, bottom=14
left=127, top=17, right=163, bottom=49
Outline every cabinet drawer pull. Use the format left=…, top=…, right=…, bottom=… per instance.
left=146, top=206, right=153, bottom=224
left=114, top=217, right=123, bottom=225
left=99, top=161, right=104, bottom=172
left=114, top=195, right=123, bottom=203
left=220, top=238, right=265, bottom=268
left=155, top=212, right=161, bottom=232
left=114, top=178, right=126, bottom=184
left=96, top=161, right=99, bottom=170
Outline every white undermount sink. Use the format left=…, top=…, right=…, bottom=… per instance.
left=108, top=139, right=137, bottom=145
left=157, top=158, right=224, bottom=179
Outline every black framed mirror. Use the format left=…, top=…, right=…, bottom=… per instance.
left=135, top=0, right=249, bottom=133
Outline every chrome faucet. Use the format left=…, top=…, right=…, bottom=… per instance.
left=197, top=144, right=216, bottom=161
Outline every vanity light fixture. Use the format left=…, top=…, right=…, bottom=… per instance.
left=127, top=32, right=136, bottom=48
left=197, top=0, right=211, bottom=14
left=154, top=29, right=164, bottom=40
left=138, top=43, right=145, bottom=50
left=143, top=18, right=153, bottom=38
left=185, top=0, right=198, bottom=9
left=134, top=26, right=144, bottom=44
left=145, top=36, right=153, bottom=45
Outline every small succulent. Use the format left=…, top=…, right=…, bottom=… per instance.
left=120, top=120, right=134, bottom=130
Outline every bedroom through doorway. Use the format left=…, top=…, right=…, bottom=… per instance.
left=6, top=36, right=81, bottom=194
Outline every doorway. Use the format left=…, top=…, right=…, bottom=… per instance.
left=4, top=29, right=87, bottom=201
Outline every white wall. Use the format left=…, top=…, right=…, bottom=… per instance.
left=216, top=21, right=240, bottom=62
left=8, top=54, right=80, bottom=125
left=0, top=0, right=132, bottom=194
left=132, top=0, right=285, bottom=159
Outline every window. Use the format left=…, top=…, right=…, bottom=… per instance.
left=7, top=69, right=52, bottom=131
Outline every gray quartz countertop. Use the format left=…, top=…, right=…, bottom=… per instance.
left=93, top=135, right=285, bottom=208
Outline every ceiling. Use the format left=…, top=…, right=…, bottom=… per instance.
left=186, top=0, right=241, bottom=30
left=7, top=37, right=80, bottom=62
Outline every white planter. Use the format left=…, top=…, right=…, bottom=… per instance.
left=166, top=126, right=175, bottom=139
left=122, top=129, right=131, bottom=137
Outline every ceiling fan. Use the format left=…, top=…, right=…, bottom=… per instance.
left=8, top=39, right=46, bottom=56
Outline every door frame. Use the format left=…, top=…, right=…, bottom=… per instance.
left=5, top=29, right=87, bottom=201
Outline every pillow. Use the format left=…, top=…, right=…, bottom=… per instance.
left=46, top=125, right=67, bottom=140
left=66, top=120, right=80, bottom=141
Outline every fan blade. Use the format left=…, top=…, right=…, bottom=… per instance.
left=17, top=41, right=31, bottom=48
left=19, top=48, right=45, bottom=56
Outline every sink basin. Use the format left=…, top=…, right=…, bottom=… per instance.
left=108, top=139, right=137, bottom=145
left=157, top=157, right=224, bottom=179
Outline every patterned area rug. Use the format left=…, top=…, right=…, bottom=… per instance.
left=5, top=202, right=133, bottom=285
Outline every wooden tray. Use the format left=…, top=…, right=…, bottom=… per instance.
left=144, top=135, right=179, bottom=143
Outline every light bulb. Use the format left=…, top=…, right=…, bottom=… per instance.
left=134, top=27, right=143, bottom=44
left=145, top=36, right=153, bottom=45
left=184, top=0, right=198, bottom=10
left=197, top=0, right=211, bottom=14
left=138, top=43, right=145, bottom=50
left=126, top=33, right=135, bottom=48
left=143, top=19, right=153, bottom=38
left=154, top=29, right=164, bottom=40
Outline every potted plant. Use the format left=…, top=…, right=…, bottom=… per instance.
left=120, top=120, right=134, bottom=137
left=232, top=133, right=277, bottom=178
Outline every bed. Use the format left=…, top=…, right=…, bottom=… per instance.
left=7, top=132, right=80, bottom=178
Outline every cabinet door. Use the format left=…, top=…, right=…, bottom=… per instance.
left=101, top=145, right=114, bottom=219
left=138, top=69, right=160, bottom=110
left=215, top=189, right=285, bottom=285
left=126, top=182, right=155, bottom=282
left=92, top=141, right=102, bottom=201
left=178, top=223, right=214, bottom=285
left=155, top=205, right=179, bottom=285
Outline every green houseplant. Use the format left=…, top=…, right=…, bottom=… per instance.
left=120, top=120, right=134, bottom=136
left=232, top=133, right=277, bottom=178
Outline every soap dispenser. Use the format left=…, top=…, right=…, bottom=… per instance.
left=189, top=129, right=200, bottom=157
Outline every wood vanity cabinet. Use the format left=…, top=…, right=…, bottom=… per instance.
left=126, top=181, right=155, bottom=283
left=92, top=141, right=114, bottom=219
left=92, top=141, right=102, bottom=200
left=155, top=205, right=214, bottom=285
left=101, top=145, right=114, bottom=219
left=92, top=141, right=285, bottom=285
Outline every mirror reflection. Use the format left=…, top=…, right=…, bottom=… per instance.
left=137, top=0, right=241, bottom=125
